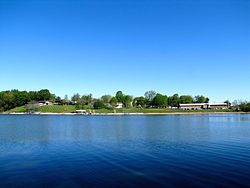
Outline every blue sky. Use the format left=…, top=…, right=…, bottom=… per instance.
left=0, top=0, right=249, bottom=102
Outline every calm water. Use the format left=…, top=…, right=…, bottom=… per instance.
left=0, top=114, right=250, bottom=188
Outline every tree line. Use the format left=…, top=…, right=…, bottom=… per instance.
left=0, top=89, right=55, bottom=112
left=70, top=90, right=211, bottom=110
left=0, top=89, right=249, bottom=112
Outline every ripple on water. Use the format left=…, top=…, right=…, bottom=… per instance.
left=1, top=114, right=250, bottom=187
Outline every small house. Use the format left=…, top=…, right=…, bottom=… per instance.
left=115, top=102, right=123, bottom=109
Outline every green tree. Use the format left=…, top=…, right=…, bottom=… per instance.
left=93, top=100, right=105, bottom=109
left=115, top=91, right=124, bottom=103
left=71, top=93, right=81, bottom=103
left=193, top=95, right=206, bottom=103
left=144, top=90, right=156, bottom=103
left=152, top=93, right=168, bottom=108
left=12, top=90, right=30, bottom=107
left=168, top=94, right=180, bottom=107
left=110, top=97, right=118, bottom=107
left=224, top=100, right=231, bottom=108
left=239, top=102, right=250, bottom=112
left=38, top=89, right=52, bottom=101
left=55, top=96, right=63, bottom=105
left=180, top=95, right=193, bottom=104
left=133, top=96, right=146, bottom=107
left=63, top=94, right=69, bottom=105
left=123, top=95, right=132, bottom=108
left=205, top=97, right=210, bottom=103
left=81, top=94, right=93, bottom=106
left=101, top=95, right=112, bottom=104
left=29, top=91, right=39, bottom=101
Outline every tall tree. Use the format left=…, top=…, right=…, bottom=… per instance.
left=123, top=95, right=132, bottom=108
left=38, top=89, right=52, bottom=101
left=152, top=93, right=168, bottom=108
left=64, top=94, right=69, bottom=105
left=180, top=95, right=193, bottom=104
left=115, top=91, right=124, bottom=103
left=81, top=94, right=93, bottom=105
left=93, top=99, right=105, bottom=109
left=101, top=95, right=112, bottom=104
left=71, top=93, right=81, bottom=103
left=144, top=91, right=156, bottom=103
left=133, top=96, right=146, bottom=107
left=168, top=94, right=180, bottom=107
left=193, top=95, right=206, bottom=103
left=110, top=97, right=118, bottom=107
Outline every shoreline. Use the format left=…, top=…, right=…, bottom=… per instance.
left=0, top=112, right=249, bottom=116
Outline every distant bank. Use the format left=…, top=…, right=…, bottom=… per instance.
left=1, top=111, right=249, bottom=116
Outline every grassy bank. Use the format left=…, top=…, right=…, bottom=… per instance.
left=7, top=105, right=234, bottom=114
left=38, top=105, right=76, bottom=113
left=94, top=108, right=234, bottom=114
left=7, top=105, right=76, bottom=113
left=8, top=106, right=27, bottom=113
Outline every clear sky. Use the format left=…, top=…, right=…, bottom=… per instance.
left=0, top=0, right=249, bottom=102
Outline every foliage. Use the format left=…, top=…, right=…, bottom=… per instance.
left=101, top=95, right=112, bottom=104
left=0, top=89, right=55, bottom=112
left=239, top=102, right=250, bottom=112
left=123, top=95, right=132, bottom=108
left=224, top=100, right=231, bottom=107
left=152, top=93, right=168, bottom=107
left=110, top=97, right=118, bottom=107
left=71, top=93, right=81, bottom=103
left=0, top=89, right=240, bottom=112
left=115, top=91, right=124, bottom=103
left=81, top=94, right=93, bottom=106
left=168, top=94, right=180, bottom=107
left=180, top=95, right=193, bottom=104
left=144, top=91, right=156, bottom=102
left=193, top=95, right=205, bottom=103
left=38, top=89, right=52, bottom=101
left=93, top=100, right=106, bottom=109
left=133, top=96, right=146, bottom=107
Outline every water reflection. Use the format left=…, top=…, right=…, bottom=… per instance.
left=0, top=114, right=250, bottom=144
left=0, top=114, right=250, bottom=187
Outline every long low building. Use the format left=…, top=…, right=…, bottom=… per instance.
left=179, top=103, right=228, bottom=110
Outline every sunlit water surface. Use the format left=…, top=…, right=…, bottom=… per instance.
left=0, top=114, right=250, bottom=187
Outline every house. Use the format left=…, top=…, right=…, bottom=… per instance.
left=26, top=100, right=53, bottom=108
left=115, top=102, right=123, bottom=109
left=179, top=103, right=228, bottom=110
left=38, top=100, right=53, bottom=106
left=209, top=103, right=229, bottom=110
left=179, top=103, right=207, bottom=110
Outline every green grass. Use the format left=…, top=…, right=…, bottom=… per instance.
left=7, top=105, right=235, bottom=114
left=8, top=106, right=27, bottom=113
left=37, top=105, right=76, bottom=113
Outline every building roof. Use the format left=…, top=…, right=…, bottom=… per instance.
left=179, top=103, right=206, bottom=107
left=179, top=103, right=227, bottom=107
left=209, top=103, right=228, bottom=106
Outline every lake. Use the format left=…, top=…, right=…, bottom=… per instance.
left=0, top=114, right=250, bottom=187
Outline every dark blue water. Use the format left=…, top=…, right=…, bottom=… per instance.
left=0, top=114, right=250, bottom=188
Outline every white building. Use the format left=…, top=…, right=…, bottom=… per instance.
left=115, top=102, right=123, bottom=109
left=179, top=103, right=228, bottom=110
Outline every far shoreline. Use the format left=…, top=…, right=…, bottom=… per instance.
left=1, top=112, right=249, bottom=116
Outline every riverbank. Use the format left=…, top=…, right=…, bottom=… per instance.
left=1, top=111, right=249, bottom=116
